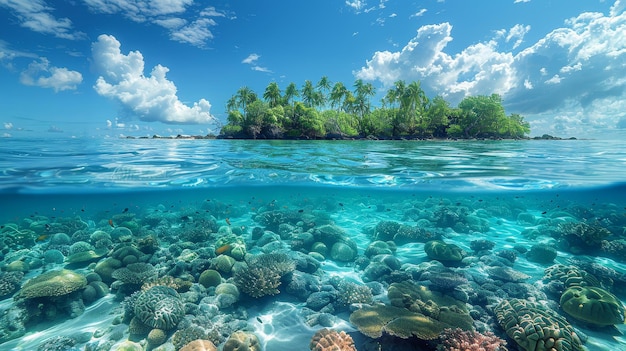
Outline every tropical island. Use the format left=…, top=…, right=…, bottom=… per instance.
left=217, top=77, right=532, bottom=140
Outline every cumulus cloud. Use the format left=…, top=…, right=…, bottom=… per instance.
left=91, top=34, right=215, bottom=124
left=19, top=58, right=83, bottom=92
left=84, top=1, right=226, bottom=47
left=0, top=0, right=84, bottom=39
left=356, top=1, right=626, bottom=136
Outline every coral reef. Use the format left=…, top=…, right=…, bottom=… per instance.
left=494, top=298, right=583, bottom=351
left=424, top=240, right=466, bottom=264
left=437, top=328, right=508, bottom=351
left=18, top=269, right=87, bottom=299
left=180, top=339, right=218, bottom=351
left=134, top=286, right=185, bottom=330
left=233, top=252, right=295, bottom=298
left=0, top=270, right=23, bottom=298
left=309, top=328, right=357, bottom=351
left=560, top=286, right=625, bottom=326
left=223, top=331, right=261, bottom=351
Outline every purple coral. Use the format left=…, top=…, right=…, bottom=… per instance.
left=437, top=328, right=508, bottom=351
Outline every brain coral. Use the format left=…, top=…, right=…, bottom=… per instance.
left=543, top=264, right=600, bottom=292
left=309, top=328, right=357, bottom=351
left=134, top=286, right=185, bottom=330
left=494, top=298, right=583, bottom=351
left=19, top=269, right=87, bottom=299
left=560, top=286, right=625, bottom=326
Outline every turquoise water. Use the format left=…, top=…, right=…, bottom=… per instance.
left=1, top=138, right=625, bottom=351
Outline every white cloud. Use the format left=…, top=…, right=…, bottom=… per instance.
left=544, top=74, right=562, bottom=84
left=346, top=0, right=365, bottom=12
left=19, top=58, right=83, bottom=92
left=91, top=34, right=215, bottom=124
left=242, top=53, right=272, bottom=73
left=356, top=0, right=626, bottom=137
left=242, top=53, right=260, bottom=64
left=169, top=17, right=217, bottom=47
left=0, top=0, right=84, bottom=39
left=505, top=24, right=531, bottom=49
left=83, top=0, right=192, bottom=21
left=524, top=79, right=533, bottom=89
left=410, top=9, right=427, bottom=18
left=83, top=1, right=226, bottom=47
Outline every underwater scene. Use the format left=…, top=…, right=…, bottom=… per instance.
left=1, top=138, right=626, bottom=351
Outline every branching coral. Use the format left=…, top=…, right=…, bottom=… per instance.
left=233, top=252, right=295, bottom=298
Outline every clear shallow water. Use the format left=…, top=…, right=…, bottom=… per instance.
left=1, top=138, right=625, bottom=191
left=0, top=138, right=625, bottom=351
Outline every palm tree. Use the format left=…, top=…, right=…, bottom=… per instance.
left=353, top=79, right=375, bottom=116
left=301, top=80, right=316, bottom=108
left=330, top=82, right=348, bottom=111
left=263, top=82, right=282, bottom=108
left=234, top=86, right=257, bottom=114
left=316, top=76, right=332, bottom=109
left=283, top=82, right=299, bottom=107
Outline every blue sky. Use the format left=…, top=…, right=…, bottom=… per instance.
left=1, top=0, right=625, bottom=138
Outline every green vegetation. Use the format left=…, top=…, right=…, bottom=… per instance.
left=219, top=77, right=530, bottom=139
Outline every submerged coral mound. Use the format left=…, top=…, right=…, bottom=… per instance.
left=560, top=286, right=625, bottom=326
left=18, top=269, right=87, bottom=299
left=133, top=285, right=185, bottom=330
left=494, top=298, right=583, bottom=351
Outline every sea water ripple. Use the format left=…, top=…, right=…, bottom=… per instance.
left=1, top=138, right=625, bottom=192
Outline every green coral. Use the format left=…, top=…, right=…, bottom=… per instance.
left=19, top=269, right=87, bottom=299
left=494, top=298, right=583, bottom=351
left=424, top=240, right=465, bottom=263
left=134, top=286, right=185, bottom=330
left=349, top=304, right=445, bottom=340
left=560, top=286, right=625, bottom=326
left=199, top=269, right=222, bottom=288
left=387, top=280, right=474, bottom=331
left=543, top=264, right=600, bottom=290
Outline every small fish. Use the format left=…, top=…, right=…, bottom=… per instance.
left=108, top=219, right=115, bottom=228
left=122, top=207, right=129, bottom=213
left=35, top=234, right=49, bottom=242
left=298, top=209, right=304, bottom=213
left=45, top=223, right=51, bottom=231
left=225, top=218, right=231, bottom=226
left=256, top=317, right=263, bottom=323
left=215, top=244, right=231, bottom=255
left=541, top=211, right=547, bottom=215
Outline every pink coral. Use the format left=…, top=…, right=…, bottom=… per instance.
left=438, top=328, right=508, bottom=351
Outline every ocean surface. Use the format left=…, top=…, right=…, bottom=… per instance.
left=1, top=138, right=625, bottom=351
